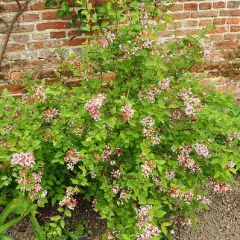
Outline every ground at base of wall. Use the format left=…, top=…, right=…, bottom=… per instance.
left=4, top=184, right=240, bottom=240
left=178, top=184, right=240, bottom=240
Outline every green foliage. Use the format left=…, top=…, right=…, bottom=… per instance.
left=0, top=0, right=240, bottom=239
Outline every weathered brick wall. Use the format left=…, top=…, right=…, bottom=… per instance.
left=0, top=0, right=240, bottom=94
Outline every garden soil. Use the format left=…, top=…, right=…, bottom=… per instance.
left=177, top=185, right=240, bottom=240
left=5, top=185, right=240, bottom=240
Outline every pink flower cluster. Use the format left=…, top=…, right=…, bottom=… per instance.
left=193, top=143, right=211, bottom=158
left=111, top=185, right=120, bottom=195
left=43, top=108, right=59, bottom=122
left=141, top=116, right=160, bottom=145
left=170, top=108, right=183, bottom=120
left=158, top=78, right=171, bottom=91
left=98, top=29, right=115, bottom=48
left=201, top=41, right=215, bottom=60
left=138, top=88, right=159, bottom=103
left=179, top=89, right=202, bottom=116
left=64, top=149, right=83, bottom=170
left=209, top=181, right=232, bottom=193
left=136, top=205, right=161, bottom=240
left=117, top=188, right=132, bottom=205
left=121, top=104, right=134, bottom=122
left=165, top=169, right=175, bottom=180
left=33, top=86, right=46, bottom=103
left=111, top=169, right=121, bottom=179
left=11, top=152, right=35, bottom=168
left=3, top=125, right=13, bottom=134
left=141, top=160, right=156, bottom=177
left=177, top=146, right=201, bottom=173
left=197, top=195, right=211, bottom=205
left=59, top=188, right=77, bottom=210
left=227, top=132, right=240, bottom=146
left=182, top=191, right=194, bottom=204
left=85, top=93, right=107, bottom=121
left=102, top=144, right=123, bottom=162
left=102, top=144, right=112, bottom=162
left=17, top=170, right=47, bottom=204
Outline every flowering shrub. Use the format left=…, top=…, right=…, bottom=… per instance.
left=1, top=0, right=240, bottom=239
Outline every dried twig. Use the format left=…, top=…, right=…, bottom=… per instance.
left=0, top=0, right=32, bottom=70
left=0, top=18, right=9, bottom=28
left=15, top=0, right=22, bottom=10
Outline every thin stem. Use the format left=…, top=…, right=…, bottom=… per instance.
left=0, top=0, right=32, bottom=70
left=30, top=212, right=45, bottom=240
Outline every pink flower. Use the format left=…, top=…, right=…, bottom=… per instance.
left=43, top=108, right=59, bottom=122
left=158, top=78, right=171, bottom=90
left=177, top=147, right=201, bottom=173
left=141, top=117, right=155, bottom=127
left=11, top=152, right=35, bottom=168
left=193, top=143, right=211, bottom=158
left=136, top=205, right=161, bottom=240
left=59, top=188, right=77, bottom=210
left=121, top=104, right=134, bottom=121
left=141, top=161, right=156, bottom=177
left=34, top=86, right=46, bottom=103
left=64, top=149, right=83, bottom=170
left=209, top=181, right=232, bottom=193
left=85, top=93, right=107, bottom=121
left=165, top=169, right=175, bottom=180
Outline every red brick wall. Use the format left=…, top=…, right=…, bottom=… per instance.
left=0, top=0, right=240, bottom=94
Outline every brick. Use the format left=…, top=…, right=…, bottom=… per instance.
left=23, top=13, right=39, bottom=22
left=50, top=31, right=66, bottom=39
left=37, top=22, right=69, bottom=31
left=0, top=86, right=25, bottom=95
left=42, top=12, right=57, bottom=20
left=184, top=3, right=198, bottom=11
left=199, top=3, right=212, bottom=10
left=10, top=72, right=21, bottom=81
left=32, top=33, right=50, bottom=40
left=176, top=29, right=199, bottom=36
left=227, top=18, right=240, bottom=24
left=12, top=25, right=34, bottom=33
left=230, top=26, right=240, bottom=32
left=224, top=34, right=235, bottom=41
left=216, top=42, right=238, bottom=49
left=213, top=18, right=226, bottom=25
left=210, top=34, right=223, bottom=41
left=2, top=3, right=25, bottom=12
left=68, top=30, right=82, bottom=37
left=12, top=34, right=30, bottom=42
left=236, top=34, right=240, bottom=40
left=220, top=10, right=240, bottom=16
left=29, top=2, right=45, bottom=10
left=183, top=20, right=198, bottom=27
left=169, top=4, right=183, bottom=12
left=27, top=42, right=44, bottom=50
left=6, top=44, right=25, bottom=52
left=170, top=12, right=190, bottom=20
left=191, top=11, right=218, bottom=18
left=211, top=26, right=228, bottom=34
left=199, top=20, right=212, bottom=26
left=227, top=1, right=240, bottom=9
left=213, top=2, right=226, bottom=9
left=68, top=38, right=86, bottom=46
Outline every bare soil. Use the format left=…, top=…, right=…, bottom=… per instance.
left=177, top=185, right=240, bottom=240
left=5, top=185, right=240, bottom=240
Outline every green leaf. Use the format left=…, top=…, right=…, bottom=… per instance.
left=155, top=209, right=166, bottom=219
left=65, top=209, right=72, bottom=217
